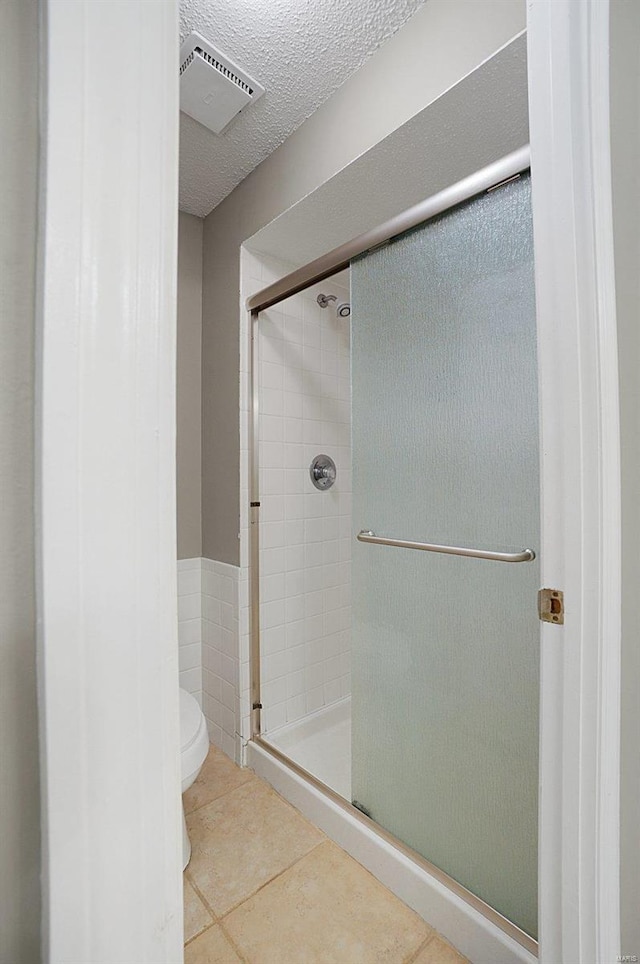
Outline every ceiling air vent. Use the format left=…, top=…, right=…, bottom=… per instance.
left=179, top=32, right=265, bottom=135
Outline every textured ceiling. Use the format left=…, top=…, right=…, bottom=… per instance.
left=178, top=0, right=427, bottom=217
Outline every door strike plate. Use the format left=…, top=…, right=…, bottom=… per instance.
left=538, top=588, right=564, bottom=624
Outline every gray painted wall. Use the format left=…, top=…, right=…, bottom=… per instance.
left=201, top=0, right=527, bottom=564
left=177, top=212, right=203, bottom=560
left=610, top=0, right=640, bottom=954
left=0, top=1, right=41, bottom=960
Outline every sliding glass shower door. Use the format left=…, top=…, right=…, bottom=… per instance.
left=350, top=174, right=539, bottom=937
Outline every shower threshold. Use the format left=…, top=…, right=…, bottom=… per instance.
left=264, top=697, right=351, bottom=800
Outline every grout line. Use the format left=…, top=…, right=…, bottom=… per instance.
left=183, top=743, right=256, bottom=815
left=404, top=932, right=436, bottom=964
left=184, top=766, right=325, bottom=926
left=183, top=919, right=217, bottom=949
left=219, top=838, right=328, bottom=921
left=184, top=872, right=219, bottom=927
left=218, top=919, right=250, bottom=963
left=183, top=770, right=256, bottom=818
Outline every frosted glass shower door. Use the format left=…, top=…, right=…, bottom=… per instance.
left=350, top=174, right=539, bottom=938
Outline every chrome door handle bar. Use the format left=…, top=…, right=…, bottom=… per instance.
left=356, top=530, right=535, bottom=563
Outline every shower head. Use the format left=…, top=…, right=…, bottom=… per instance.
left=317, top=293, right=351, bottom=317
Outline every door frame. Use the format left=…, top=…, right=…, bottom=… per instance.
left=34, top=0, right=621, bottom=959
left=528, top=1, right=621, bottom=961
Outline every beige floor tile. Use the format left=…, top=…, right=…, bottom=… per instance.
left=224, top=839, right=433, bottom=964
left=185, top=925, right=243, bottom=964
left=183, top=744, right=255, bottom=815
left=184, top=876, right=215, bottom=943
left=412, top=936, right=467, bottom=964
left=186, top=779, right=324, bottom=916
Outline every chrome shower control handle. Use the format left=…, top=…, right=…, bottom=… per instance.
left=310, top=454, right=337, bottom=490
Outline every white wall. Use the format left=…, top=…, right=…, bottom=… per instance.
left=202, top=0, right=527, bottom=566
left=0, top=2, right=41, bottom=960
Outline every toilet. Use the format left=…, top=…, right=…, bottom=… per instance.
left=180, top=687, right=209, bottom=869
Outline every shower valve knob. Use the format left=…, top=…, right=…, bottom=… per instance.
left=310, top=454, right=337, bottom=490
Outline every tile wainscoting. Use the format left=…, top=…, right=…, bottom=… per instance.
left=201, top=558, right=242, bottom=761
left=177, top=557, right=243, bottom=762
left=178, top=558, right=202, bottom=704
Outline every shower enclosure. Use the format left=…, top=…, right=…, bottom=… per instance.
left=248, top=149, right=540, bottom=952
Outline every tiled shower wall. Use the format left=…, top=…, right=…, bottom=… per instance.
left=241, top=251, right=352, bottom=736
left=178, top=251, right=352, bottom=762
left=177, top=252, right=352, bottom=763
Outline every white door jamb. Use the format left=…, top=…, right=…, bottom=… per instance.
left=36, top=2, right=183, bottom=959
left=528, top=1, right=622, bottom=961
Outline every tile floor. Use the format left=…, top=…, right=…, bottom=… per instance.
left=183, top=745, right=468, bottom=964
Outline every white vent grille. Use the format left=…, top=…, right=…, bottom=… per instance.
left=179, top=32, right=264, bottom=136
left=194, top=47, right=254, bottom=95
left=179, top=51, right=195, bottom=76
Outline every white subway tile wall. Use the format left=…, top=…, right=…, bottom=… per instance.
left=177, top=557, right=242, bottom=762
left=241, top=252, right=352, bottom=736
left=177, top=253, right=353, bottom=766
left=201, top=559, right=240, bottom=761
left=177, top=558, right=202, bottom=704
